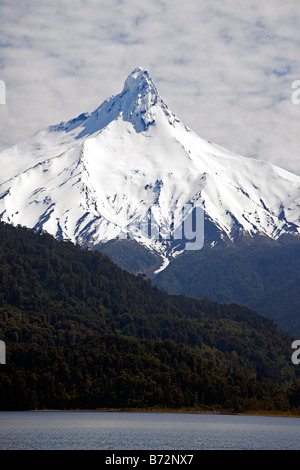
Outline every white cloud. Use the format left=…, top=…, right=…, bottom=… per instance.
left=0, top=0, right=299, bottom=174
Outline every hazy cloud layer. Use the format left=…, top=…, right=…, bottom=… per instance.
left=0, top=0, right=299, bottom=174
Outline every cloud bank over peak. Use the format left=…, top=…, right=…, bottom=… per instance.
left=0, top=0, right=299, bottom=174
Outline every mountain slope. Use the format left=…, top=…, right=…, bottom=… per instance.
left=154, top=236, right=300, bottom=335
left=0, top=67, right=299, bottom=273
left=0, top=222, right=299, bottom=412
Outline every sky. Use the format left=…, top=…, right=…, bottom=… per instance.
left=0, top=0, right=300, bottom=175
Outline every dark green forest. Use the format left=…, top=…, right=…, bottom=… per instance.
left=0, top=222, right=299, bottom=413
left=154, top=236, right=300, bottom=335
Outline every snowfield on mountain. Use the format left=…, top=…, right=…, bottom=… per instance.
left=0, top=67, right=299, bottom=271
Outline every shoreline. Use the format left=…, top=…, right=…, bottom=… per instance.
left=18, top=408, right=300, bottom=418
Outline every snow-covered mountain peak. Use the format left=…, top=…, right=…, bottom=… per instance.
left=48, top=67, right=165, bottom=137
left=0, top=67, right=299, bottom=273
left=123, top=67, right=156, bottom=96
left=115, top=66, right=169, bottom=132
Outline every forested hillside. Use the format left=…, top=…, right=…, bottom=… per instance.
left=154, top=237, right=300, bottom=335
left=0, top=222, right=299, bottom=413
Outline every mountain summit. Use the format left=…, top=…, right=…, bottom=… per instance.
left=49, top=67, right=174, bottom=138
left=120, top=66, right=161, bottom=130
left=0, top=67, right=300, bottom=272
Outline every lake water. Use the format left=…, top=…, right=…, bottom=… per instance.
left=0, top=411, right=299, bottom=450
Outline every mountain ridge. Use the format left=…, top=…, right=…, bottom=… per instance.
left=0, top=67, right=299, bottom=273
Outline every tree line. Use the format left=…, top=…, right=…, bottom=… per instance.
left=0, top=222, right=299, bottom=413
